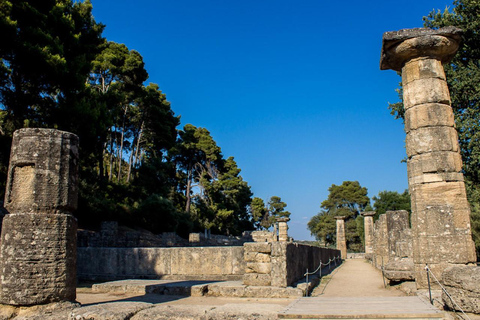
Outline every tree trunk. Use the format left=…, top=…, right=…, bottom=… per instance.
left=108, top=130, right=114, bottom=181
left=132, top=121, right=144, bottom=170
left=185, top=167, right=193, bottom=213
left=117, top=106, right=128, bottom=182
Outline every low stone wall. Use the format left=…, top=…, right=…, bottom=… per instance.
left=78, top=247, right=245, bottom=281
left=244, top=242, right=340, bottom=288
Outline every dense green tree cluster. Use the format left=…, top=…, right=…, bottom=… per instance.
left=308, top=181, right=369, bottom=252
left=308, top=181, right=411, bottom=252
left=371, top=190, right=411, bottom=220
left=388, top=0, right=480, bottom=258
left=250, top=196, right=291, bottom=230
left=0, top=0, right=263, bottom=236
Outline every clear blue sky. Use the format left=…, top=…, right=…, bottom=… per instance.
left=90, top=0, right=454, bottom=240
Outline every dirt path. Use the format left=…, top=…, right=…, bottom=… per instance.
left=312, top=259, right=406, bottom=297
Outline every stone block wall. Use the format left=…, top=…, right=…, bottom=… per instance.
left=243, top=242, right=340, bottom=288
left=77, top=247, right=245, bottom=281
left=78, top=222, right=252, bottom=248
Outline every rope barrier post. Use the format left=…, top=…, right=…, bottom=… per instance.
left=426, top=264, right=433, bottom=305
left=306, top=268, right=309, bottom=297
left=381, top=256, right=386, bottom=288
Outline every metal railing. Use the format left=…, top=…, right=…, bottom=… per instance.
left=303, top=255, right=341, bottom=296
left=425, top=264, right=471, bottom=320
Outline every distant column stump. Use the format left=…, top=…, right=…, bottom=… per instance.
left=380, top=27, right=476, bottom=288
left=0, top=128, right=79, bottom=305
left=361, top=211, right=375, bottom=260
left=277, top=217, right=290, bottom=242
left=335, top=216, right=347, bottom=260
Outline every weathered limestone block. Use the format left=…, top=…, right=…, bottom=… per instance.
left=386, top=210, right=410, bottom=258
left=406, top=126, right=459, bottom=157
left=401, top=56, right=446, bottom=84
left=384, top=258, right=415, bottom=282
left=442, top=265, right=480, bottom=314
left=404, top=104, right=455, bottom=133
left=243, top=242, right=271, bottom=254
left=395, top=229, right=413, bottom=259
left=402, top=77, right=450, bottom=109
left=0, top=213, right=77, bottom=305
left=251, top=231, right=275, bottom=242
left=407, top=152, right=463, bottom=181
left=373, top=214, right=388, bottom=269
left=244, top=252, right=271, bottom=263
left=246, top=262, right=271, bottom=274
left=188, top=233, right=201, bottom=243
left=170, top=247, right=244, bottom=276
left=4, top=128, right=79, bottom=215
left=243, top=273, right=271, bottom=286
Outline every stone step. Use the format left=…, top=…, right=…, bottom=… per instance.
left=278, top=297, right=447, bottom=320
left=92, top=279, right=306, bottom=298
left=92, top=279, right=211, bottom=296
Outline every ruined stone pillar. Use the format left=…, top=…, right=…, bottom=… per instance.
left=335, top=216, right=347, bottom=260
left=380, top=27, right=476, bottom=288
left=0, top=128, right=79, bottom=305
left=361, top=211, right=375, bottom=259
left=277, top=217, right=290, bottom=242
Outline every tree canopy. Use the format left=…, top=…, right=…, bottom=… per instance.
left=0, top=0, right=258, bottom=237
left=251, top=196, right=291, bottom=230
left=308, top=181, right=369, bottom=251
left=371, top=190, right=411, bottom=221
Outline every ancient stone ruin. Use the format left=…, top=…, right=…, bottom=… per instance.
left=361, top=211, right=375, bottom=260
left=334, top=216, right=347, bottom=260
left=371, top=210, right=414, bottom=282
left=277, top=217, right=290, bottom=242
left=380, top=27, right=477, bottom=288
left=0, top=128, right=79, bottom=305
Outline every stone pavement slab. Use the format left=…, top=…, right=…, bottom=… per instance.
left=279, top=296, right=447, bottom=319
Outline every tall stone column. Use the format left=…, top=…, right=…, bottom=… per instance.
left=380, top=27, right=476, bottom=288
left=361, top=211, right=376, bottom=259
left=0, top=128, right=79, bottom=305
left=335, top=216, right=347, bottom=260
left=277, top=217, right=290, bottom=242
